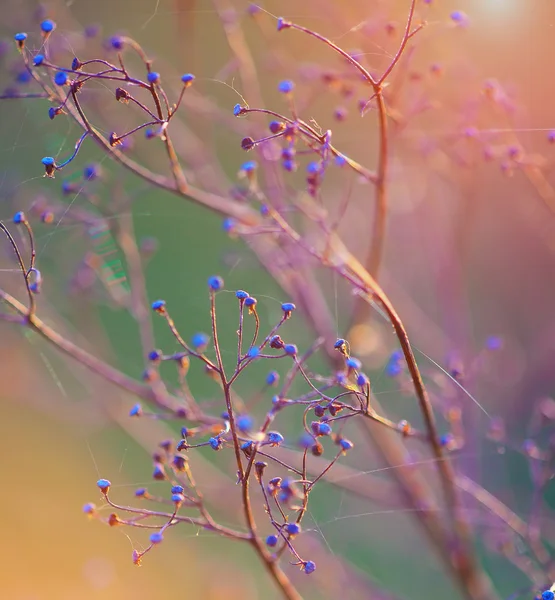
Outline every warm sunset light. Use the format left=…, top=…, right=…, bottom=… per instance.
left=1, top=1, right=555, bottom=599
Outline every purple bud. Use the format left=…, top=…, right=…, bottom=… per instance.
left=147, top=71, right=160, bottom=84
left=40, top=19, right=56, bottom=33
left=208, top=275, right=224, bottom=291
left=96, top=478, right=111, bottom=493
left=181, top=73, right=195, bottom=86
left=304, top=560, right=316, bottom=574
left=278, top=80, right=294, bottom=94
left=277, top=17, right=292, bottom=31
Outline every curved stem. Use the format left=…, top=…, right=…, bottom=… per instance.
left=349, top=0, right=419, bottom=330
left=147, top=80, right=189, bottom=193
left=268, top=207, right=495, bottom=598
left=0, top=222, right=35, bottom=318
left=369, top=90, right=389, bottom=281
left=340, top=266, right=494, bottom=599
left=208, top=289, right=300, bottom=599
left=67, top=88, right=256, bottom=222
left=0, top=286, right=221, bottom=429
left=251, top=542, right=302, bottom=600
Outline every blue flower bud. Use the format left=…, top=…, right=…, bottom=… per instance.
left=241, top=441, right=254, bottom=453
left=150, top=532, right=164, bottom=544
left=317, top=422, right=332, bottom=436
left=148, top=349, right=162, bottom=361
left=191, top=332, right=209, bottom=349
left=278, top=80, right=294, bottom=94
left=40, top=20, right=56, bottom=33
left=33, top=54, right=45, bottom=66
left=335, top=372, right=347, bottom=386
left=181, top=73, right=195, bottom=86
left=237, top=414, right=254, bottom=432
left=286, top=522, right=301, bottom=535
left=450, top=10, right=468, bottom=26
left=247, top=346, right=260, bottom=358
left=298, top=432, right=313, bottom=449
left=236, top=290, right=249, bottom=300
left=281, top=302, right=296, bottom=314
left=147, top=71, right=160, bottom=84
left=152, top=464, right=165, bottom=480
left=284, top=344, right=297, bottom=356
left=172, top=457, right=186, bottom=472
left=240, top=160, right=257, bottom=173
left=276, top=18, right=291, bottom=32
left=222, top=217, right=236, bottom=232
left=385, top=350, right=403, bottom=376
left=267, top=431, right=284, bottom=446
left=266, top=370, right=279, bottom=386
left=54, top=71, right=68, bottom=86
left=284, top=148, right=296, bottom=161
left=151, top=299, right=166, bottom=312
left=233, top=103, right=246, bottom=117
left=16, top=70, right=31, bottom=84
left=386, top=361, right=402, bottom=377
left=129, top=403, right=142, bottom=417
left=282, top=159, right=296, bottom=172
left=266, top=534, right=278, bottom=547
left=83, top=163, right=101, bottom=180
left=356, top=373, right=369, bottom=387
left=339, top=438, right=353, bottom=451
left=346, top=357, right=361, bottom=370
left=209, top=437, right=222, bottom=451
left=269, top=120, right=285, bottom=134
left=208, top=275, right=224, bottom=291
left=96, top=478, right=111, bottom=493
left=303, top=560, right=316, bottom=574
left=110, top=35, right=124, bottom=50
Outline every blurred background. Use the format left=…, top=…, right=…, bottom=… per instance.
left=1, top=0, right=555, bottom=598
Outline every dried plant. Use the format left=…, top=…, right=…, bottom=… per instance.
left=1, top=2, right=554, bottom=600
